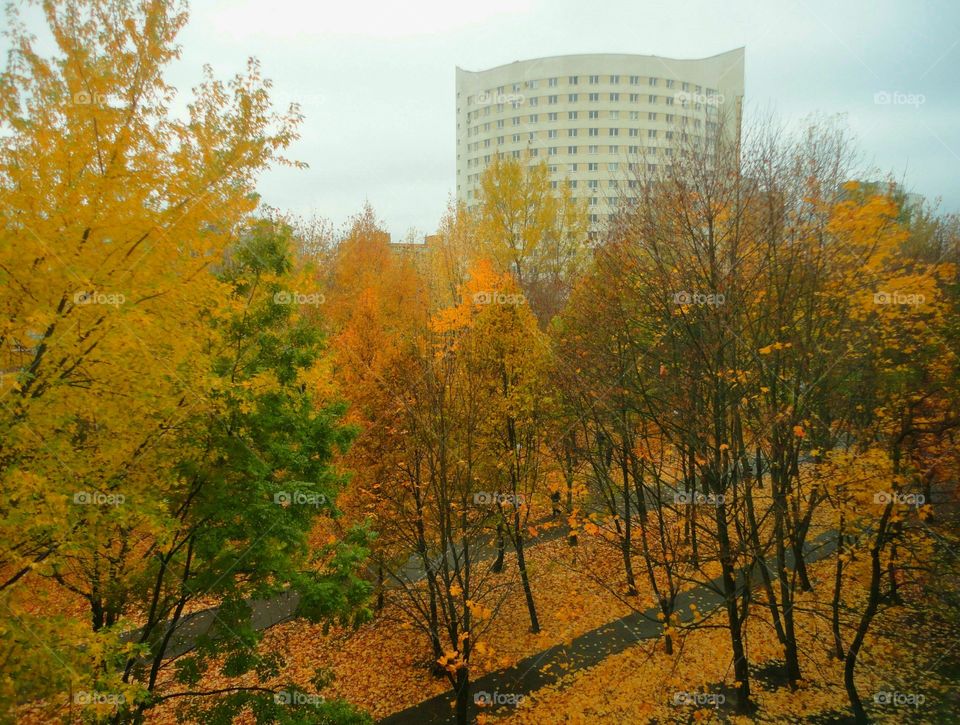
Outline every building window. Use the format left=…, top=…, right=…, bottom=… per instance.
left=589, top=74, right=600, bottom=84
left=529, top=97, right=538, bottom=106
left=588, top=179, right=599, bottom=189
left=589, top=110, right=599, bottom=119
left=568, top=145, right=578, bottom=154
left=548, top=146, right=557, bottom=155
left=629, top=75, right=640, bottom=84
left=630, top=93, right=640, bottom=102
left=649, top=95, right=658, bottom=103
left=629, top=111, right=640, bottom=120
left=569, top=75, right=579, bottom=84
left=548, top=94, right=558, bottom=104
left=497, top=119, right=504, bottom=128
left=569, top=93, right=578, bottom=102
left=666, top=131, right=674, bottom=140
left=609, top=144, right=619, bottom=153
left=610, top=74, right=620, bottom=84
left=512, top=133, right=520, bottom=142
left=648, top=129, right=657, bottom=138
left=589, top=92, right=600, bottom=102
left=589, top=144, right=599, bottom=154
left=569, top=128, right=578, bottom=136
left=589, top=128, right=599, bottom=136
left=609, top=128, right=619, bottom=136
left=629, top=128, right=639, bottom=137
left=548, top=112, right=558, bottom=120
left=548, top=129, right=558, bottom=139
left=610, top=110, right=619, bottom=119
left=569, top=111, right=578, bottom=119
left=588, top=162, right=598, bottom=171
left=682, top=82, right=689, bottom=91
left=529, top=114, right=538, bottom=122
left=548, top=77, right=558, bottom=87
left=649, top=77, right=658, bottom=86
left=666, top=79, right=675, bottom=89
left=665, top=96, right=674, bottom=106
left=569, top=179, right=578, bottom=188
left=610, top=92, right=620, bottom=101
left=569, top=163, right=578, bottom=172
left=609, top=162, right=619, bottom=171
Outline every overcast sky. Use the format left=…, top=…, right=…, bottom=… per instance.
left=16, top=0, right=960, bottom=239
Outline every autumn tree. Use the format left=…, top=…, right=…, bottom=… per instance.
left=0, top=2, right=371, bottom=721
left=474, top=155, right=589, bottom=325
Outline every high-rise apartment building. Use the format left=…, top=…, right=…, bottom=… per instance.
left=456, top=49, right=745, bottom=230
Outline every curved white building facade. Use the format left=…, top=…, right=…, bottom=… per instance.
left=456, top=49, right=745, bottom=229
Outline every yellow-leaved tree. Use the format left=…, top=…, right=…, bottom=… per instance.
left=474, top=155, right=588, bottom=325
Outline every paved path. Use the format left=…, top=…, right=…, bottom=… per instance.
left=123, top=478, right=825, bottom=662
left=378, top=528, right=841, bottom=724
left=122, top=507, right=588, bottom=660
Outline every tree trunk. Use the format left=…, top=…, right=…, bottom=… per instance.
left=715, top=501, right=752, bottom=713
left=831, top=515, right=846, bottom=659
left=376, top=564, right=385, bottom=612
left=619, top=459, right=637, bottom=595
left=454, top=667, right=470, bottom=725
left=515, top=535, right=541, bottom=633
left=492, top=523, right=505, bottom=573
